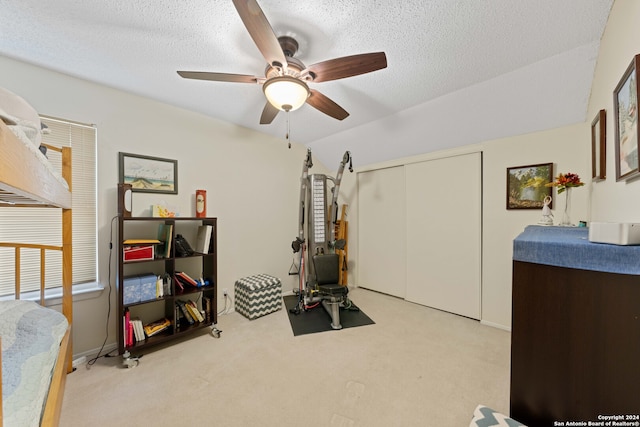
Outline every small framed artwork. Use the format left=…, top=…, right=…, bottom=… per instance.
left=506, top=163, right=553, bottom=210
left=591, top=109, right=606, bottom=181
left=613, top=54, right=640, bottom=181
left=119, top=152, right=178, bottom=194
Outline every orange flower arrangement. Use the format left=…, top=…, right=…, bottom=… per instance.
left=545, top=172, right=584, bottom=194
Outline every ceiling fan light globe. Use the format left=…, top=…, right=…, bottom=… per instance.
left=263, top=76, right=309, bottom=112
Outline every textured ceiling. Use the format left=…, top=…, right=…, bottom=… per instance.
left=0, top=0, right=613, bottom=165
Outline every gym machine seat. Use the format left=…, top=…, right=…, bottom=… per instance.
left=313, top=253, right=348, bottom=329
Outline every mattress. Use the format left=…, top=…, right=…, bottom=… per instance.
left=0, top=300, right=69, bottom=427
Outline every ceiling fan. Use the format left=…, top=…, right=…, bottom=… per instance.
left=177, top=0, right=387, bottom=125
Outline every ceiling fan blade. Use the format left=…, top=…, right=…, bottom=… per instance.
left=177, top=71, right=259, bottom=83
left=260, top=101, right=279, bottom=124
left=307, top=89, right=349, bottom=121
left=232, top=0, right=287, bottom=68
left=307, top=52, right=387, bottom=83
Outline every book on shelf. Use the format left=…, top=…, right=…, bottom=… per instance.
left=136, top=319, right=146, bottom=341
left=174, top=274, right=189, bottom=289
left=162, top=274, right=172, bottom=296
left=174, top=305, right=182, bottom=330
left=175, top=271, right=199, bottom=287
left=128, top=321, right=134, bottom=346
left=203, top=296, right=211, bottom=323
left=123, top=239, right=161, bottom=245
left=128, top=319, right=136, bottom=343
left=175, top=300, right=194, bottom=324
left=184, top=301, right=200, bottom=323
left=185, top=300, right=205, bottom=322
left=155, top=275, right=163, bottom=298
left=195, top=225, right=213, bottom=254
left=153, top=274, right=172, bottom=298
left=131, top=318, right=145, bottom=342
left=156, top=224, right=173, bottom=258
left=123, top=308, right=132, bottom=347
left=143, top=318, right=171, bottom=337
left=173, top=274, right=184, bottom=292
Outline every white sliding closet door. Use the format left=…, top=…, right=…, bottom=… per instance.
left=357, top=166, right=406, bottom=298
left=405, top=153, right=481, bottom=319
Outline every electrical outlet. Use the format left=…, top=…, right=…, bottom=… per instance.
left=223, top=288, right=228, bottom=296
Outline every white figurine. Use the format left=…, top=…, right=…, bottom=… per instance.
left=538, top=195, right=554, bottom=226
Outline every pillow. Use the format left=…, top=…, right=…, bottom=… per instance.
left=470, top=405, right=527, bottom=427
left=0, top=86, right=42, bottom=147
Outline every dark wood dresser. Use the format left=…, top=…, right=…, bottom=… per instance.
left=511, top=226, right=640, bottom=426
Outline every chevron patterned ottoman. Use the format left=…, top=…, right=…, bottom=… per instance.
left=235, top=274, right=282, bottom=320
left=469, top=405, right=526, bottom=426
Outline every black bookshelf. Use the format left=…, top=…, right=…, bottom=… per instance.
left=117, top=216, right=217, bottom=354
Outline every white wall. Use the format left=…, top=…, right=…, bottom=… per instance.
left=480, top=0, right=640, bottom=330
left=0, top=55, right=309, bottom=355
left=482, top=124, right=589, bottom=329
left=588, top=0, right=640, bottom=222
left=339, top=0, right=639, bottom=330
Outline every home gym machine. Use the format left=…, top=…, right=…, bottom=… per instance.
left=290, top=148, right=357, bottom=329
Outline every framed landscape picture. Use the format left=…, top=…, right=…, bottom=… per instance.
left=614, top=54, right=640, bottom=181
left=119, top=152, right=178, bottom=194
left=506, top=163, right=553, bottom=210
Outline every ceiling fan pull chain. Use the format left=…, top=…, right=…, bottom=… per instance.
left=286, top=110, right=291, bottom=149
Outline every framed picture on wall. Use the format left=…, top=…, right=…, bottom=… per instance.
left=119, top=152, right=178, bottom=194
left=613, top=54, right=640, bottom=181
left=591, top=109, right=606, bottom=181
left=506, top=163, right=553, bottom=210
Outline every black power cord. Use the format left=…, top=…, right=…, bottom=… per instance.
left=86, top=215, right=118, bottom=367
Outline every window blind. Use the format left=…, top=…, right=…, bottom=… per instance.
left=0, top=117, right=97, bottom=296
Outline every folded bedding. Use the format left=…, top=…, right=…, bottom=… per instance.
left=0, top=87, right=70, bottom=191
left=0, top=86, right=42, bottom=147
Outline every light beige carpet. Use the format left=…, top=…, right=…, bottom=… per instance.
left=59, top=288, right=511, bottom=426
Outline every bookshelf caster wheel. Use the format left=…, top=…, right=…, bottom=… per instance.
left=211, top=326, right=222, bottom=339
left=122, top=351, right=140, bottom=368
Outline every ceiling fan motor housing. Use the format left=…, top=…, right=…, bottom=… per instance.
left=278, top=36, right=298, bottom=58
left=265, top=37, right=313, bottom=82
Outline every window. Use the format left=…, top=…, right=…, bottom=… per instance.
left=0, top=117, right=97, bottom=297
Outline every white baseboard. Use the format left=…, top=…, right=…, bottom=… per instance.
left=73, top=342, right=118, bottom=364
left=480, top=319, right=511, bottom=332
left=72, top=356, right=87, bottom=369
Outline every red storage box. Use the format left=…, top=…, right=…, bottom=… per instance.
left=124, top=245, right=155, bottom=262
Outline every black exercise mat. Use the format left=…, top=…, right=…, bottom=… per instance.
left=283, top=295, right=375, bottom=336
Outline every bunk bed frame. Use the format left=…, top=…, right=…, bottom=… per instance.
left=0, top=118, right=73, bottom=427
